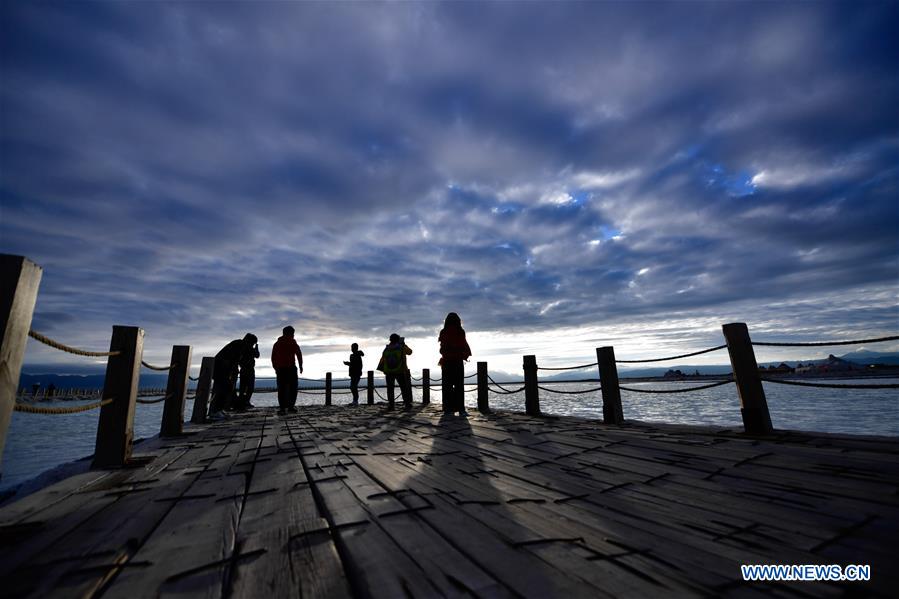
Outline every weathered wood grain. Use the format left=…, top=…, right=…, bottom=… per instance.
left=1, top=405, right=896, bottom=598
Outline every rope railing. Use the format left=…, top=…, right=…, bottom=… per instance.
left=537, top=362, right=597, bottom=371
left=14, top=398, right=114, bottom=414
left=538, top=385, right=603, bottom=395
left=189, top=376, right=199, bottom=381
left=464, top=372, right=478, bottom=379
left=619, top=379, right=734, bottom=394
left=299, top=388, right=356, bottom=395
left=760, top=378, right=899, bottom=390
left=141, top=360, right=174, bottom=371
left=488, top=384, right=526, bottom=395
left=136, top=394, right=171, bottom=404
left=615, top=345, right=728, bottom=364
left=487, top=375, right=522, bottom=394
left=28, top=329, right=121, bottom=357
left=752, top=335, right=899, bottom=347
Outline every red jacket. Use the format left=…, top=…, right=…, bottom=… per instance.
left=438, top=327, right=471, bottom=364
left=272, top=336, right=303, bottom=370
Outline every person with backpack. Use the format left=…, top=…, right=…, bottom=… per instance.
left=377, top=333, right=413, bottom=410
left=343, top=343, right=364, bottom=404
left=438, top=312, right=472, bottom=416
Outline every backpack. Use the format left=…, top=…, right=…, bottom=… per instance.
left=382, top=347, right=404, bottom=374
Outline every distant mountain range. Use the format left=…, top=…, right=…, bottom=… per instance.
left=514, top=350, right=899, bottom=381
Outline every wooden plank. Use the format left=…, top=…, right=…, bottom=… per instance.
left=286, top=416, right=510, bottom=597
left=231, top=415, right=351, bottom=598
left=100, top=422, right=262, bottom=598
left=0, top=430, right=241, bottom=597
left=1, top=406, right=896, bottom=598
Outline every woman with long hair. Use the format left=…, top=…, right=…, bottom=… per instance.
left=438, top=312, right=472, bottom=416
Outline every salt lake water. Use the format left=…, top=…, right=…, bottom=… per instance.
left=2, top=377, right=896, bottom=493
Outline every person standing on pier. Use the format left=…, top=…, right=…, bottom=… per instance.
left=272, top=325, right=304, bottom=415
left=208, top=333, right=258, bottom=421
left=439, top=312, right=472, bottom=416
left=234, top=337, right=260, bottom=411
left=343, top=343, right=364, bottom=404
left=377, top=334, right=413, bottom=410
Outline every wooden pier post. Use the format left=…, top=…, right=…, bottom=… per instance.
left=597, top=347, right=624, bottom=424
left=477, top=361, right=490, bottom=413
left=523, top=355, right=540, bottom=416
left=0, top=255, right=42, bottom=473
left=422, top=368, right=430, bottom=405
left=723, top=322, right=773, bottom=435
left=367, top=370, right=374, bottom=405
left=325, top=372, right=332, bottom=406
left=161, top=345, right=191, bottom=437
left=94, top=325, right=143, bottom=468
left=190, top=357, right=214, bottom=424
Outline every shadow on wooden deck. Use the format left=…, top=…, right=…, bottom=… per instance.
left=1, top=405, right=897, bottom=598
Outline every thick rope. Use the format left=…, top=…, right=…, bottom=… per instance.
left=189, top=376, right=199, bottom=381
left=619, top=379, right=734, bottom=394
left=136, top=395, right=170, bottom=404
left=28, top=329, right=121, bottom=357
left=760, top=378, right=899, bottom=390
left=14, top=398, right=113, bottom=414
left=538, top=385, right=602, bottom=395
left=537, top=362, right=598, bottom=371
left=489, top=385, right=526, bottom=395
left=374, top=388, right=387, bottom=401
left=464, top=372, right=478, bottom=379
left=752, top=335, right=899, bottom=347
left=487, top=375, right=523, bottom=394
left=141, top=360, right=174, bottom=371
left=616, top=345, right=728, bottom=364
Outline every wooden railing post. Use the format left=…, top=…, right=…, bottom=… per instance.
left=477, top=361, right=490, bottom=413
left=422, top=368, right=430, bottom=405
left=161, top=345, right=190, bottom=437
left=367, top=370, right=374, bottom=405
left=325, top=372, right=332, bottom=406
left=723, top=322, right=773, bottom=435
left=190, top=357, right=214, bottom=424
left=0, top=255, right=42, bottom=473
left=523, top=355, right=540, bottom=416
left=94, top=325, right=143, bottom=468
left=597, top=347, right=624, bottom=424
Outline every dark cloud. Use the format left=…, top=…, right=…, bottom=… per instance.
left=2, top=1, right=897, bottom=374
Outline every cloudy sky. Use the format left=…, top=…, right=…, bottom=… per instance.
left=2, top=1, right=897, bottom=378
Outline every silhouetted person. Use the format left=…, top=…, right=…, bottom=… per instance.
left=208, top=333, right=258, bottom=421
left=234, top=339, right=260, bottom=411
left=272, top=325, right=303, bottom=415
left=343, top=343, right=364, bottom=405
left=31, top=383, right=40, bottom=398
left=46, top=383, right=56, bottom=398
left=378, top=333, right=413, bottom=410
left=439, top=312, right=472, bottom=416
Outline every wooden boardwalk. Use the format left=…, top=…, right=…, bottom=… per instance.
left=1, top=405, right=897, bottom=598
